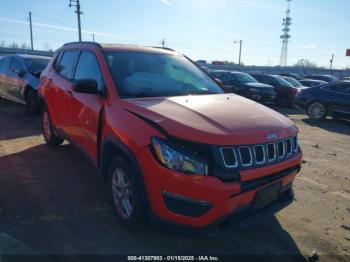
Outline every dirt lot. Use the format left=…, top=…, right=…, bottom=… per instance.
left=0, top=99, right=349, bottom=261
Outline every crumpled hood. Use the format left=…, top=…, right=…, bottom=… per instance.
left=121, top=94, right=297, bottom=145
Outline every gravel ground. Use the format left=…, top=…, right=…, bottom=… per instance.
left=0, top=99, right=349, bottom=261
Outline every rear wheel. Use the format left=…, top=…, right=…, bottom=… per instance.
left=307, top=101, right=326, bottom=120
left=41, top=106, right=64, bottom=146
left=25, top=88, right=40, bottom=114
left=107, top=156, right=148, bottom=231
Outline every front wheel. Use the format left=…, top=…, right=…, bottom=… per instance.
left=107, top=156, right=148, bottom=231
left=307, top=101, right=326, bottom=120
left=41, top=106, right=64, bottom=146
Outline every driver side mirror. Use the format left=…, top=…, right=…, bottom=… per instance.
left=14, top=68, right=25, bottom=78
left=73, top=79, right=101, bottom=95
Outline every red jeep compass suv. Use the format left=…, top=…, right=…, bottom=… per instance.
left=39, top=42, right=302, bottom=232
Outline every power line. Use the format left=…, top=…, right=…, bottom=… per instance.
left=330, top=54, right=334, bottom=73
left=28, top=11, right=33, bottom=50
left=69, top=0, right=83, bottom=41
left=234, top=40, right=243, bottom=66
left=279, top=0, right=292, bottom=66
left=161, top=38, right=166, bottom=48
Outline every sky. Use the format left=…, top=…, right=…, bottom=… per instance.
left=0, top=0, right=349, bottom=68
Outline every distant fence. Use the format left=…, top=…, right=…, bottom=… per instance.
left=0, top=47, right=53, bottom=57
left=200, top=63, right=350, bottom=77
left=1, top=47, right=349, bottom=77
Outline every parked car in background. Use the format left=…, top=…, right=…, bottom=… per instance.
left=200, top=66, right=211, bottom=73
left=299, top=79, right=328, bottom=88
left=303, top=74, right=340, bottom=83
left=250, top=73, right=298, bottom=106
left=210, top=70, right=276, bottom=104
left=39, top=42, right=302, bottom=232
left=280, top=73, right=303, bottom=80
left=294, top=82, right=350, bottom=120
left=281, top=76, right=306, bottom=89
left=0, top=54, right=50, bottom=112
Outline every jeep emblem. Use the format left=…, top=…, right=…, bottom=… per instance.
left=267, top=133, right=278, bottom=141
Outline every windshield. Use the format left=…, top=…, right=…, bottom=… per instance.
left=104, top=52, right=223, bottom=98
left=273, top=76, right=294, bottom=87
left=24, top=58, right=50, bottom=73
left=285, top=77, right=302, bottom=87
left=324, top=75, right=339, bottom=81
left=233, top=73, right=258, bottom=84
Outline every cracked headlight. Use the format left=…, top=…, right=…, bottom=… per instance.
left=152, top=137, right=208, bottom=175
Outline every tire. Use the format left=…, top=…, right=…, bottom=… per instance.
left=41, top=106, right=64, bottom=146
left=107, top=156, right=148, bottom=231
left=307, top=101, right=326, bottom=120
left=25, top=88, right=40, bottom=114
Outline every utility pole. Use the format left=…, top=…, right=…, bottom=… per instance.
left=161, top=38, right=166, bottom=48
left=28, top=11, right=33, bottom=50
left=69, top=0, right=83, bottom=41
left=330, top=54, right=334, bottom=74
left=279, top=0, right=292, bottom=66
left=92, top=33, right=95, bottom=42
left=234, top=40, right=243, bottom=66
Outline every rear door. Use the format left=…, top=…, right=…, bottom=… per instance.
left=7, top=57, right=27, bottom=103
left=0, top=57, right=13, bottom=100
left=0, top=57, right=5, bottom=97
left=45, top=50, right=80, bottom=134
left=324, top=84, right=350, bottom=118
left=70, top=50, right=105, bottom=162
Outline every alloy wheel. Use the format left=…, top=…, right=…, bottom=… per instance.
left=111, top=168, right=134, bottom=219
left=308, top=102, right=325, bottom=120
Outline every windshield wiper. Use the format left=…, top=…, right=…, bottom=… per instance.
left=186, top=91, right=218, bottom=95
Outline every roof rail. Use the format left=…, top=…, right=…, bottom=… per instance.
left=63, top=41, right=102, bottom=48
left=152, top=46, right=175, bottom=52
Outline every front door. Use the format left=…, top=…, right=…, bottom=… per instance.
left=70, top=50, right=105, bottom=162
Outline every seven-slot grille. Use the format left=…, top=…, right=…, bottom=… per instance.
left=220, top=136, right=298, bottom=169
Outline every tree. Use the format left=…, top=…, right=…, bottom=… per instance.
left=43, top=43, right=51, bottom=51
left=294, top=59, right=318, bottom=68
left=20, top=43, right=28, bottom=50
left=9, top=42, right=19, bottom=49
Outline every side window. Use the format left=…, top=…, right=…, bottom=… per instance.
left=217, top=73, right=230, bottom=83
left=10, top=58, right=24, bottom=71
left=74, top=51, right=103, bottom=91
left=253, top=75, right=262, bottom=82
left=265, top=76, right=275, bottom=86
left=53, top=52, right=63, bottom=71
left=57, top=51, right=79, bottom=79
left=229, top=75, right=239, bottom=85
left=2, top=57, right=12, bottom=72
left=0, top=59, right=3, bottom=71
